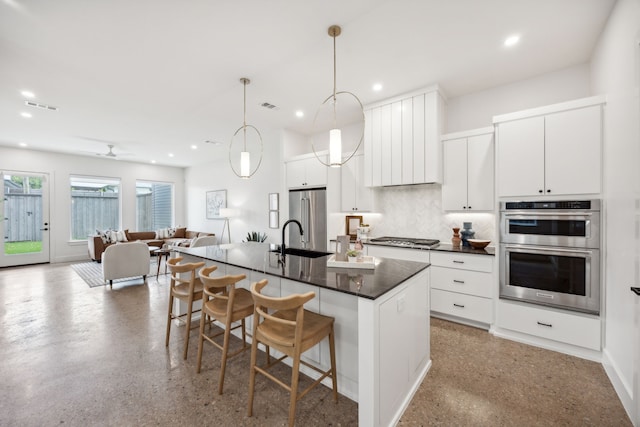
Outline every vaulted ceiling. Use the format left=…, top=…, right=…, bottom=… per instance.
left=0, top=0, right=616, bottom=167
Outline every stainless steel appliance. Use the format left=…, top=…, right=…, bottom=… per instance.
left=499, top=200, right=601, bottom=314
left=369, top=236, right=440, bottom=248
left=288, top=188, right=327, bottom=251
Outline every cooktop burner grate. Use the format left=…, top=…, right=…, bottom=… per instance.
left=369, top=236, right=440, bottom=247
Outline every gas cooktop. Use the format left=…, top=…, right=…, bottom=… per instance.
left=369, top=236, right=440, bottom=248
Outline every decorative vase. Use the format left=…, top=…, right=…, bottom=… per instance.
left=348, top=256, right=357, bottom=263
left=460, top=222, right=475, bottom=247
left=451, top=227, right=461, bottom=247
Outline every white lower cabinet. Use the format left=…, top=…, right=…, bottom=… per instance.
left=496, top=300, right=601, bottom=351
left=429, top=251, right=494, bottom=327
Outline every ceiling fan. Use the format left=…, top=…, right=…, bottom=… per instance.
left=97, top=144, right=119, bottom=158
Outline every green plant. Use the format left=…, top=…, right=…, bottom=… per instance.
left=244, top=231, right=268, bottom=242
left=346, top=249, right=360, bottom=257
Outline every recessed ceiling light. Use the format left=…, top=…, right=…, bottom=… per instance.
left=190, top=144, right=198, bottom=150
left=20, top=112, right=32, bottom=118
left=168, top=153, right=174, bottom=157
left=18, top=142, right=27, bottom=147
left=372, top=83, right=383, bottom=91
left=504, top=35, right=520, bottom=47
left=295, top=111, right=304, bottom=118
left=21, top=90, right=35, bottom=98
left=150, top=160, right=156, bottom=164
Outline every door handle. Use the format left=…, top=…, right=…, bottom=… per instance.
left=40, top=228, right=49, bottom=231
left=631, top=287, right=640, bottom=296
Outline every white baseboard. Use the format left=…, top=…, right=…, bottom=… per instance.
left=602, top=348, right=635, bottom=424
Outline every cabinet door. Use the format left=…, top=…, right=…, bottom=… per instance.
left=341, top=156, right=357, bottom=211
left=380, top=104, right=392, bottom=186
left=371, top=107, right=382, bottom=187
left=545, top=106, right=601, bottom=195
left=354, top=154, right=373, bottom=211
left=401, top=98, right=414, bottom=185
left=467, top=133, right=494, bottom=211
left=304, top=156, right=327, bottom=187
left=286, top=159, right=306, bottom=188
left=412, top=94, right=426, bottom=184
left=441, top=137, right=468, bottom=211
left=391, top=101, right=403, bottom=185
left=497, top=116, right=544, bottom=197
left=364, top=109, right=373, bottom=187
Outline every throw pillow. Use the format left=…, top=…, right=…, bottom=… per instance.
left=174, top=227, right=186, bottom=238
left=167, top=227, right=176, bottom=237
left=155, top=228, right=165, bottom=239
left=115, top=230, right=128, bottom=242
left=96, top=229, right=111, bottom=244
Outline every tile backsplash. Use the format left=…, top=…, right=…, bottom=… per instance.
left=360, top=184, right=496, bottom=244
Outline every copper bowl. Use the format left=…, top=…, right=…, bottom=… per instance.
left=467, top=239, right=491, bottom=249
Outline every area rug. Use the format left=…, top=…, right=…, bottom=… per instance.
left=71, top=260, right=164, bottom=288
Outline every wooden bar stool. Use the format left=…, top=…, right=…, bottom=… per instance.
left=196, top=267, right=254, bottom=395
left=247, top=279, right=338, bottom=427
left=165, top=257, right=206, bottom=359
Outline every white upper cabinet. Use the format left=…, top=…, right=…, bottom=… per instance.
left=364, top=86, right=445, bottom=187
left=494, top=97, right=604, bottom=197
left=341, top=153, right=373, bottom=212
left=285, top=155, right=327, bottom=189
left=441, top=128, right=494, bottom=211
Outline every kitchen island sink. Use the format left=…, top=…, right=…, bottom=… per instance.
left=269, top=247, right=332, bottom=258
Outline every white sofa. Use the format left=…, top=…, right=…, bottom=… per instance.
left=190, top=235, right=218, bottom=247
left=102, top=242, right=150, bottom=288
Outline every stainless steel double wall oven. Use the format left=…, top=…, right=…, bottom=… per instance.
left=499, top=200, right=601, bottom=314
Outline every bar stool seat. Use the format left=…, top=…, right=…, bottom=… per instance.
left=247, top=279, right=338, bottom=427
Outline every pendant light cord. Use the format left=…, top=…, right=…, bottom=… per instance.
left=332, top=30, right=337, bottom=128
left=243, top=79, right=247, bottom=151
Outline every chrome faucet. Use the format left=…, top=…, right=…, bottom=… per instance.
left=281, top=219, right=304, bottom=258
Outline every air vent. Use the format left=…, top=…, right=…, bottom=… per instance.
left=260, top=102, right=279, bottom=111
left=24, top=100, right=59, bottom=111
left=204, top=140, right=223, bottom=146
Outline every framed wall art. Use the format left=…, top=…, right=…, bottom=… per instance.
left=345, top=215, right=363, bottom=240
left=206, top=189, right=227, bottom=219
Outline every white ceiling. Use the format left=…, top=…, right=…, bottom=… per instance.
left=0, top=0, right=616, bottom=167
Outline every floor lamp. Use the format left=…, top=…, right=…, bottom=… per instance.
left=219, top=208, right=234, bottom=243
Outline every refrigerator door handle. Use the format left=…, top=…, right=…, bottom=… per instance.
left=301, top=197, right=310, bottom=245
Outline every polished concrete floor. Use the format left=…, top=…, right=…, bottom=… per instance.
left=0, top=262, right=631, bottom=426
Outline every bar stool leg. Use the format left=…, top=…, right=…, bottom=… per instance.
left=165, top=294, right=174, bottom=347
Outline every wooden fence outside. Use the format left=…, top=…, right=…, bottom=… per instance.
left=4, top=193, right=155, bottom=242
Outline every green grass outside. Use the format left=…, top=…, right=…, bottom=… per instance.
left=4, top=241, right=43, bottom=254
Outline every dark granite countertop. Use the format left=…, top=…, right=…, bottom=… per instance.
left=173, top=242, right=430, bottom=300
left=363, top=240, right=494, bottom=255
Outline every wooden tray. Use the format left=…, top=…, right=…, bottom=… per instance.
left=326, top=254, right=376, bottom=269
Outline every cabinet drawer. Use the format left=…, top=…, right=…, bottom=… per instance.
left=430, top=266, right=493, bottom=298
left=430, top=251, right=493, bottom=272
left=431, top=289, right=492, bottom=324
left=497, top=300, right=601, bottom=350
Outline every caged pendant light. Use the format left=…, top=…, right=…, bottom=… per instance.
left=311, top=25, right=365, bottom=168
left=229, top=77, right=263, bottom=178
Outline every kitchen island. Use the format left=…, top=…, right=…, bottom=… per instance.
left=174, top=242, right=431, bottom=426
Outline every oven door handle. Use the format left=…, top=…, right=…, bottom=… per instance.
left=502, top=212, right=593, bottom=217
left=502, top=244, right=595, bottom=256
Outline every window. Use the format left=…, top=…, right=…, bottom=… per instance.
left=136, top=181, right=174, bottom=231
left=70, top=176, right=120, bottom=240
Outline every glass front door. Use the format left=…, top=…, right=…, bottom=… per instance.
left=1, top=171, right=50, bottom=267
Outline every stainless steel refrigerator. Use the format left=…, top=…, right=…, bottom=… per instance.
left=288, top=188, right=327, bottom=251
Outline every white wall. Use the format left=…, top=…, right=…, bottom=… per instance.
left=446, top=64, right=591, bottom=133
left=0, top=146, right=185, bottom=263
left=590, top=0, right=640, bottom=421
left=185, top=129, right=284, bottom=244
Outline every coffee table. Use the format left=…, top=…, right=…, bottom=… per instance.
left=152, top=247, right=172, bottom=278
